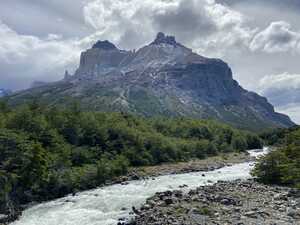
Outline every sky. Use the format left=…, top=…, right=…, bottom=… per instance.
left=0, top=0, right=299, bottom=123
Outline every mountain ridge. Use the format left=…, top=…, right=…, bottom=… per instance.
left=6, top=32, right=295, bottom=131
left=0, top=88, right=12, bottom=97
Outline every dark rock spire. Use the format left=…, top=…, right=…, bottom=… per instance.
left=92, top=40, right=117, bottom=50
left=151, top=32, right=177, bottom=46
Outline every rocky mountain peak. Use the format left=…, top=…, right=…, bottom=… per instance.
left=151, top=32, right=177, bottom=46
left=9, top=32, right=295, bottom=131
left=92, top=40, right=118, bottom=50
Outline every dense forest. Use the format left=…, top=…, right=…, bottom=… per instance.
left=0, top=101, right=263, bottom=217
left=253, top=126, right=300, bottom=188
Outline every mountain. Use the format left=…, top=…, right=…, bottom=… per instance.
left=7, top=32, right=295, bottom=131
left=0, top=88, right=12, bottom=97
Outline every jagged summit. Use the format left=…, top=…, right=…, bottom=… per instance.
left=151, top=32, right=178, bottom=46
left=92, top=40, right=118, bottom=50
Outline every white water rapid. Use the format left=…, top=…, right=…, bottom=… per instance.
left=11, top=148, right=268, bottom=225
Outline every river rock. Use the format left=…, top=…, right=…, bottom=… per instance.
left=128, top=180, right=300, bottom=225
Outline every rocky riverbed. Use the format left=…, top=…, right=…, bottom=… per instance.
left=125, top=180, right=300, bottom=225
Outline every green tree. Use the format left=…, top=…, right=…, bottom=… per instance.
left=252, top=150, right=287, bottom=184
left=231, top=134, right=247, bottom=151
left=253, top=127, right=300, bottom=188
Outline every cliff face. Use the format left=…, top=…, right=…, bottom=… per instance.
left=7, top=32, right=295, bottom=131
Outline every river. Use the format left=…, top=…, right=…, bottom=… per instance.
left=11, top=148, right=267, bottom=225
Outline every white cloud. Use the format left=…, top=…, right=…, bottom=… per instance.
left=250, top=21, right=300, bottom=53
left=258, top=73, right=300, bottom=124
left=82, top=0, right=256, bottom=55
left=0, top=20, right=84, bottom=89
left=0, top=21, right=77, bottom=64
left=259, top=72, right=300, bottom=106
left=46, top=34, right=63, bottom=41
left=277, top=104, right=300, bottom=124
left=259, top=72, right=300, bottom=91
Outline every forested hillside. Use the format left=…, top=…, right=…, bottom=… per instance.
left=253, top=126, right=300, bottom=188
left=0, top=101, right=262, bottom=217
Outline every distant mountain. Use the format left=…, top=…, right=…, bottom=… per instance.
left=0, top=88, right=12, bottom=97
left=7, top=32, right=295, bottom=131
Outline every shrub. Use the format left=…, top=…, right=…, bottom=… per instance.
left=253, top=127, right=300, bottom=188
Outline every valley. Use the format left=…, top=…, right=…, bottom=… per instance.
left=1, top=1, right=300, bottom=225
left=0, top=33, right=299, bottom=225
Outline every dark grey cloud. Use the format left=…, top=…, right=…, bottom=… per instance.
left=0, top=0, right=93, bottom=38
left=218, top=0, right=300, bottom=9
left=263, top=89, right=300, bottom=108
left=217, top=0, right=300, bottom=30
left=152, top=0, right=217, bottom=42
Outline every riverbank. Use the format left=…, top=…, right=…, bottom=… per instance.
left=120, top=152, right=253, bottom=182
left=126, top=180, right=300, bottom=225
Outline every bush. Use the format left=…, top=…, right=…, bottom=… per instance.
left=231, top=134, right=247, bottom=152
left=253, top=127, right=300, bottom=188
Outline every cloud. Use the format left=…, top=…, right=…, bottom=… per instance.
left=250, top=21, right=300, bottom=53
left=83, top=0, right=157, bottom=49
left=218, top=0, right=300, bottom=10
left=0, top=21, right=83, bottom=89
left=0, top=0, right=94, bottom=39
left=82, top=0, right=256, bottom=56
left=259, top=73, right=300, bottom=107
left=258, top=72, right=300, bottom=124
left=152, top=0, right=217, bottom=41
left=277, top=104, right=300, bottom=124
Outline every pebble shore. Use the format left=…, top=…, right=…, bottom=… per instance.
left=123, top=180, right=300, bottom=225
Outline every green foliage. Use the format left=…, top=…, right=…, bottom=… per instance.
left=246, top=133, right=264, bottom=149
left=253, top=127, right=300, bottom=188
left=0, top=102, right=262, bottom=212
left=259, top=126, right=299, bottom=146
left=197, top=206, right=213, bottom=216
left=231, top=134, right=247, bottom=152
